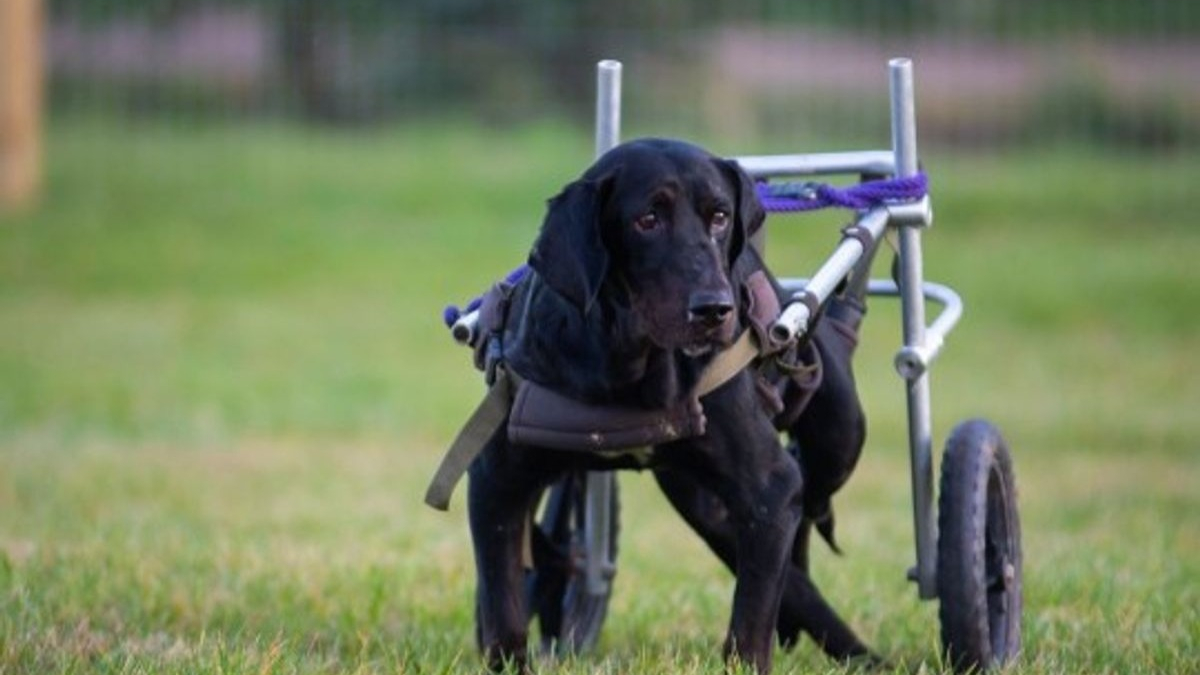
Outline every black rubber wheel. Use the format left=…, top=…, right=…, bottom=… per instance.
left=525, top=471, right=619, bottom=654
left=937, top=419, right=1023, bottom=672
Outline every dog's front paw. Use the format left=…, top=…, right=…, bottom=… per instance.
left=483, top=647, right=530, bottom=675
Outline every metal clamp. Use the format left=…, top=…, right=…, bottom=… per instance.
left=887, top=194, right=934, bottom=228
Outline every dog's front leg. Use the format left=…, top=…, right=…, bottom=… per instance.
left=721, top=452, right=803, bottom=673
left=688, top=381, right=805, bottom=674
left=467, top=440, right=551, bottom=672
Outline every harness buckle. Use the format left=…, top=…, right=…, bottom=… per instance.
left=484, top=334, right=504, bottom=386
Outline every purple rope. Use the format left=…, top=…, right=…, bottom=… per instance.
left=757, top=172, right=928, bottom=213
left=442, top=264, right=530, bottom=327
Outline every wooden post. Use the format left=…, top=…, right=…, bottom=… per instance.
left=1, top=0, right=43, bottom=211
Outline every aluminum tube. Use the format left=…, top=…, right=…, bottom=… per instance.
left=584, top=472, right=613, bottom=595
left=450, top=310, right=480, bottom=345
left=891, top=60, right=920, bottom=178
left=891, top=58, right=937, bottom=600
left=733, top=150, right=895, bottom=179
left=595, top=60, right=622, bottom=157
left=585, top=60, right=622, bottom=597
left=776, top=279, right=807, bottom=296
left=771, top=208, right=889, bottom=344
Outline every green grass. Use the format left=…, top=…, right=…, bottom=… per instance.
left=1, top=120, right=1198, bottom=673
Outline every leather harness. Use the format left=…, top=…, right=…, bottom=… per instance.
left=424, top=271, right=817, bottom=511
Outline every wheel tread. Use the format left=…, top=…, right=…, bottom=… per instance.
left=937, top=419, right=1022, bottom=672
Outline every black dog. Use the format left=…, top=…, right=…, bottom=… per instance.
left=466, top=138, right=874, bottom=673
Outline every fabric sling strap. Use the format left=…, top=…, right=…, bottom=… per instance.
left=692, top=328, right=759, bottom=398
left=423, top=329, right=761, bottom=511
left=424, top=368, right=515, bottom=511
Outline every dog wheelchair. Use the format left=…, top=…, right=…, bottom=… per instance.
left=440, top=58, right=1022, bottom=672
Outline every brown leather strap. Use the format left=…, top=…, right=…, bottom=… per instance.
left=424, top=369, right=515, bottom=511
left=742, top=271, right=783, bottom=355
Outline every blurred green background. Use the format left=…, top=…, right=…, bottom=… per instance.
left=1, top=1, right=1197, bottom=673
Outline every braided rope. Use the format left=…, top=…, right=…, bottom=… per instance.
left=757, top=172, right=928, bottom=213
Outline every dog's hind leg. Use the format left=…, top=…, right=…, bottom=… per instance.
left=788, top=303, right=867, bottom=554
left=654, top=467, right=875, bottom=663
left=777, top=519, right=877, bottom=661
left=467, top=438, right=558, bottom=672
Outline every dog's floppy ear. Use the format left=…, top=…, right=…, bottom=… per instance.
left=716, top=158, right=766, bottom=267
left=529, top=176, right=612, bottom=314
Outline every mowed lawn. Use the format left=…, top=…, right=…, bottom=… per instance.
left=1, top=121, right=1197, bottom=674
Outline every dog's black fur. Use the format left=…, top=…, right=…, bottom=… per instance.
left=467, top=139, right=873, bottom=673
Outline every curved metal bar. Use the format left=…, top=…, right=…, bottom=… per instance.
left=777, top=277, right=963, bottom=375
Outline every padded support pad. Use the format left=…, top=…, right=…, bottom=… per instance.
left=508, top=380, right=707, bottom=452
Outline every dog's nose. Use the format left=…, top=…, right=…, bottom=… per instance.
left=688, top=291, right=734, bottom=328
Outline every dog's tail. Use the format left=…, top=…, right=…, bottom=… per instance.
left=793, top=504, right=843, bottom=564
left=813, top=508, right=842, bottom=555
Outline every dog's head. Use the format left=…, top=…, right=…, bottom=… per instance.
left=529, top=138, right=764, bottom=357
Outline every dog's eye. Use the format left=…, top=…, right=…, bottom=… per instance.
left=711, top=210, right=731, bottom=234
left=634, top=212, right=660, bottom=232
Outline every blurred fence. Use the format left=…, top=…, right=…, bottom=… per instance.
left=42, top=0, right=1200, bottom=150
